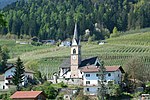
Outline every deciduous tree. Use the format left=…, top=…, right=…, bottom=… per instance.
left=125, top=57, right=145, bottom=91
left=0, top=13, right=6, bottom=28
left=0, top=45, right=9, bottom=72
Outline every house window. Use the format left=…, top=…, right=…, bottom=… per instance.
left=3, top=85, right=5, bottom=89
left=86, top=74, right=90, bottom=77
left=8, top=80, right=11, bottom=83
left=96, top=74, right=100, bottom=77
left=118, top=74, right=119, bottom=77
left=86, top=88, right=89, bottom=91
left=65, top=96, right=68, bottom=98
left=108, top=73, right=111, bottom=77
left=72, top=79, right=74, bottom=82
left=86, top=81, right=90, bottom=84
left=73, top=49, right=76, bottom=54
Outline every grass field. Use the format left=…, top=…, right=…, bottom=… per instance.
left=0, top=29, right=150, bottom=78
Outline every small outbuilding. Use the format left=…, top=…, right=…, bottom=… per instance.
left=10, top=91, right=46, bottom=100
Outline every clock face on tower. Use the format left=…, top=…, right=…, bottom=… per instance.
left=72, top=55, right=76, bottom=59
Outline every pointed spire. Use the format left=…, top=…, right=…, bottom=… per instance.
left=73, top=23, right=78, bottom=41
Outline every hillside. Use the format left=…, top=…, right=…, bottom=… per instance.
left=0, top=29, right=148, bottom=77
left=1, top=0, right=150, bottom=40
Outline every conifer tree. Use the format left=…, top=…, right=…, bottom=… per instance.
left=12, top=57, right=25, bottom=91
left=97, top=60, right=106, bottom=100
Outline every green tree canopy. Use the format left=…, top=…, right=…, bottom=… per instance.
left=12, top=57, right=25, bottom=91
left=0, top=0, right=150, bottom=40
left=0, top=13, right=7, bottom=28
left=0, top=45, right=9, bottom=72
left=110, top=27, right=120, bottom=38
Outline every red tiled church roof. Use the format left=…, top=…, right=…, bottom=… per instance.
left=10, top=91, right=43, bottom=99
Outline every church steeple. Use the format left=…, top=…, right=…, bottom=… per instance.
left=72, top=23, right=80, bottom=46
left=70, top=23, right=81, bottom=78
left=73, top=23, right=78, bottom=41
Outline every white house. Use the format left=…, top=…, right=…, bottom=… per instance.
left=59, top=41, right=71, bottom=47
left=105, top=66, right=124, bottom=84
left=81, top=65, right=124, bottom=95
left=0, top=65, right=34, bottom=90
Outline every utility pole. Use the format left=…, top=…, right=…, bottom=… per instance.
left=97, top=61, right=106, bottom=100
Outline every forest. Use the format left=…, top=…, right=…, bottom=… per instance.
left=0, top=0, right=150, bottom=40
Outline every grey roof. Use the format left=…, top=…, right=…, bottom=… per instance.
left=79, top=56, right=98, bottom=67
left=60, top=56, right=98, bottom=68
left=4, top=64, right=14, bottom=72
left=59, top=58, right=71, bottom=68
left=73, top=23, right=79, bottom=44
left=4, top=64, right=34, bottom=74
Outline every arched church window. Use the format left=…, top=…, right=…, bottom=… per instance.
left=73, top=49, right=76, bottom=54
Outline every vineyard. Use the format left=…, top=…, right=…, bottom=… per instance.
left=0, top=31, right=150, bottom=78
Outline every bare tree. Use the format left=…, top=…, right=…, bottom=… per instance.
left=125, top=57, right=144, bottom=90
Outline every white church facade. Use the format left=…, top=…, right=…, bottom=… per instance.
left=58, top=24, right=125, bottom=95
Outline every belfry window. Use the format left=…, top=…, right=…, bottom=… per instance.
left=73, top=49, right=76, bottom=54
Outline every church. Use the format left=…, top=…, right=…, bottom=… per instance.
left=58, top=24, right=124, bottom=95
left=58, top=23, right=101, bottom=84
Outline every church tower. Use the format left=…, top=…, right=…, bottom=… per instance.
left=70, top=23, right=81, bottom=78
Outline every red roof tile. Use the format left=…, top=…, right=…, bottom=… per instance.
left=80, top=65, right=99, bottom=72
left=81, top=65, right=124, bottom=73
left=105, top=66, right=120, bottom=72
left=105, top=66, right=125, bottom=73
left=10, top=91, right=43, bottom=99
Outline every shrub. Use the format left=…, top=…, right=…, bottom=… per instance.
left=31, top=41, right=42, bottom=46
left=60, top=82, right=68, bottom=88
